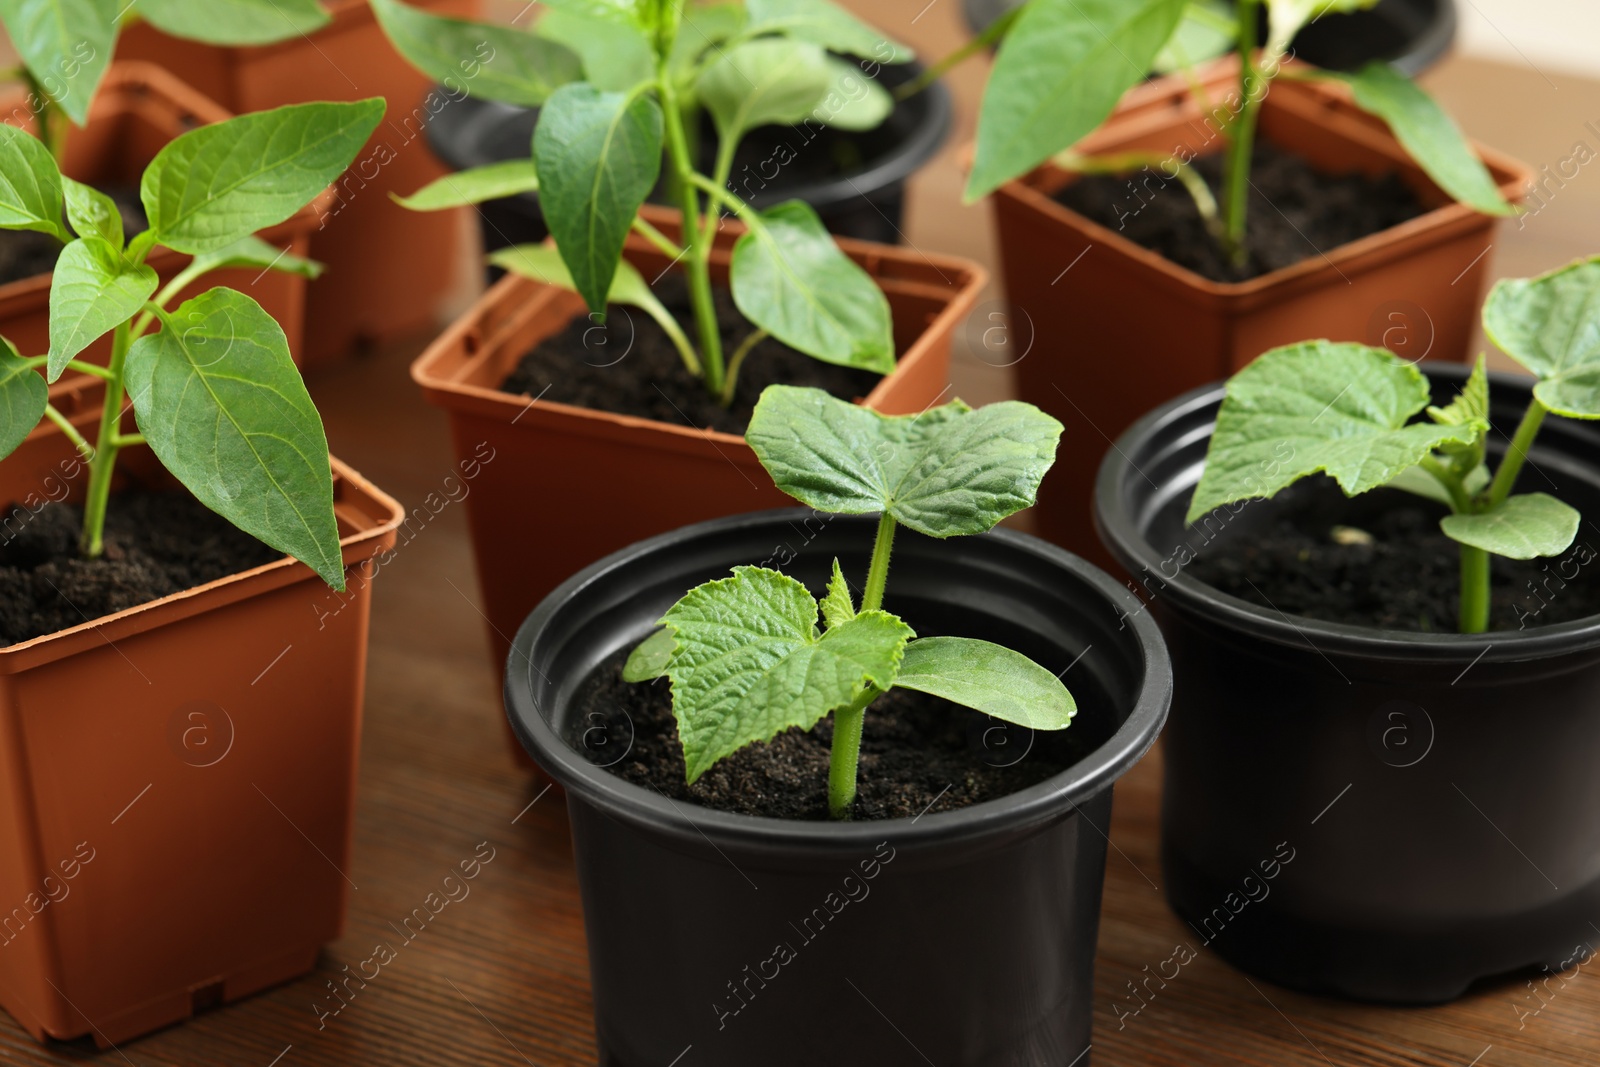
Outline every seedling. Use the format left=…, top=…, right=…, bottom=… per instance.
left=375, top=0, right=910, bottom=405
left=1189, top=256, right=1600, bottom=634
left=950, top=0, right=1513, bottom=266
left=623, top=384, right=1075, bottom=819
left=0, top=0, right=334, bottom=160
left=0, top=98, right=384, bottom=591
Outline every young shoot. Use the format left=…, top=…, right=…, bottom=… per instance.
left=622, top=384, right=1075, bottom=819
left=376, top=0, right=910, bottom=406
left=0, top=99, right=384, bottom=591
left=1188, top=256, right=1600, bottom=634
left=956, top=0, right=1514, bottom=266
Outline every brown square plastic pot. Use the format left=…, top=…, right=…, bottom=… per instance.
left=413, top=224, right=984, bottom=759
left=0, top=63, right=322, bottom=367
left=991, top=59, right=1533, bottom=570
left=0, top=377, right=404, bottom=1047
left=117, top=0, right=484, bottom=367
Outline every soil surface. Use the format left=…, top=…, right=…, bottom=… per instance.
left=1056, top=141, right=1427, bottom=283
left=1188, top=490, right=1600, bottom=632
left=0, top=187, right=148, bottom=287
left=499, top=275, right=886, bottom=435
left=0, top=491, right=280, bottom=645
left=571, top=646, right=1096, bottom=821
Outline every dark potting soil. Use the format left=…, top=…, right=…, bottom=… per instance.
left=0, top=187, right=149, bottom=287
left=0, top=491, right=280, bottom=646
left=499, top=275, right=886, bottom=435
left=571, top=646, right=1097, bottom=821
left=1187, top=488, right=1600, bottom=632
left=1055, top=141, right=1427, bottom=283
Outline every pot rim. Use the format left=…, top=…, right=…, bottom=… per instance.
left=505, top=507, right=1171, bottom=853
left=1094, top=364, right=1600, bottom=665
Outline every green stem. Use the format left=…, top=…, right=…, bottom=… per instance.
left=1057, top=149, right=1222, bottom=239
left=42, top=404, right=93, bottom=460
left=657, top=66, right=726, bottom=398
left=895, top=5, right=1022, bottom=101
left=1222, top=0, right=1264, bottom=265
left=1459, top=544, right=1490, bottom=634
left=21, top=66, right=65, bottom=165
left=1486, top=399, right=1549, bottom=508
left=719, top=329, right=767, bottom=406
left=861, top=513, right=896, bottom=612
left=630, top=214, right=686, bottom=260
left=1420, top=455, right=1473, bottom=514
left=78, top=321, right=130, bottom=558
left=826, top=513, right=898, bottom=820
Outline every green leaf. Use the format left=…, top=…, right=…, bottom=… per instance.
left=0, top=338, right=46, bottom=462
left=542, top=0, right=644, bottom=30
left=142, top=99, right=384, bottom=255
left=125, top=288, right=343, bottom=589
left=136, top=0, right=331, bottom=46
left=745, top=0, right=913, bottom=62
left=62, top=177, right=121, bottom=246
left=660, top=565, right=913, bottom=782
left=371, top=0, right=582, bottom=107
left=46, top=237, right=157, bottom=381
left=185, top=235, right=324, bottom=280
left=1265, top=0, right=1379, bottom=57
left=622, top=626, right=675, bottom=682
left=812, top=56, right=893, bottom=131
left=1426, top=352, right=1489, bottom=430
left=489, top=242, right=669, bottom=317
left=1187, top=342, right=1481, bottom=524
left=1483, top=257, right=1600, bottom=418
left=895, top=636, right=1076, bottom=730
left=746, top=385, right=1064, bottom=538
left=392, top=160, right=540, bottom=212
left=1390, top=462, right=1488, bottom=506
left=532, top=83, right=663, bottom=315
left=0, top=0, right=117, bottom=125
left=537, top=7, right=654, bottom=92
left=729, top=200, right=893, bottom=371
left=1153, top=0, right=1234, bottom=73
left=1340, top=62, right=1512, bottom=217
left=966, top=0, right=1187, bottom=200
left=698, top=38, right=834, bottom=143
left=669, top=3, right=746, bottom=75
left=0, top=123, right=65, bottom=238
left=820, top=558, right=855, bottom=629
left=1441, top=493, right=1580, bottom=560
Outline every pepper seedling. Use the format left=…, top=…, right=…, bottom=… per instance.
left=622, top=384, right=1075, bottom=819
left=375, top=0, right=910, bottom=406
left=0, top=98, right=384, bottom=590
left=947, top=0, right=1512, bottom=266
left=0, top=0, right=333, bottom=161
left=1188, top=256, right=1600, bottom=634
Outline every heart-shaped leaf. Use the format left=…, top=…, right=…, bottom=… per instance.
left=142, top=99, right=385, bottom=255
left=47, top=237, right=157, bottom=381
left=746, top=385, right=1064, bottom=538
left=745, top=0, right=912, bottom=62
left=1483, top=256, right=1600, bottom=418
left=729, top=200, right=893, bottom=371
left=371, top=0, right=583, bottom=107
left=0, top=123, right=65, bottom=238
left=126, top=288, right=343, bottom=589
left=0, top=338, right=46, bottom=462
left=895, top=636, right=1076, bottom=730
left=1340, top=62, right=1512, bottom=217
left=0, top=0, right=117, bottom=125
left=532, top=83, right=663, bottom=315
left=185, top=235, right=324, bottom=280
left=1188, top=342, right=1481, bottom=523
left=136, top=0, right=330, bottom=45
left=697, top=38, right=834, bottom=143
left=966, top=0, right=1186, bottom=200
left=393, top=160, right=540, bottom=212
left=1441, top=493, right=1580, bottom=560
left=660, top=565, right=913, bottom=782
left=62, top=177, right=121, bottom=246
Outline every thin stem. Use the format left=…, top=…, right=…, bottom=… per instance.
left=657, top=64, right=725, bottom=398
left=630, top=214, right=686, bottom=260
left=1459, top=544, right=1491, bottom=634
left=110, top=432, right=144, bottom=449
left=1056, top=150, right=1222, bottom=239
left=78, top=320, right=131, bottom=558
left=1487, top=399, right=1549, bottom=507
left=895, top=5, right=1022, bottom=101
left=21, top=66, right=64, bottom=164
left=826, top=512, right=899, bottom=819
left=1419, top=455, right=1473, bottom=514
left=861, top=513, right=896, bottom=612
left=719, top=329, right=767, bottom=406
left=22, top=355, right=115, bottom=381
left=1222, top=0, right=1264, bottom=265
left=42, top=404, right=93, bottom=460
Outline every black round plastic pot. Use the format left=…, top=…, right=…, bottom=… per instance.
left=427, top=61, right=952, bottom=263
left=963, top=0, right=1455, bottom=75
left=1095, top=364, right=1600, bottom=1004
left=506, top=509, right=1169, bottom=1066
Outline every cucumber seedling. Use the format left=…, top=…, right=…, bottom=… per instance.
left=375, top=0, right=911, bottom=405
left=1188, top=256, right=1600, bottom=634
left=624, top=384, right=1076, bottom=819
left=0, top=98, right=384, bottom=590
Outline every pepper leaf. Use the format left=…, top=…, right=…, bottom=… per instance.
left=371, top=0, right=583, bottom=107
left=0, top=338, right=46, bottom=462
left=820, top=558, right=856, bottom=629
left=697, top=38, right=834, bottom=144
left=1440, top=493, right=1580, bottom=560
left=744, top=0, right=912, bottom=62
left=1483, top=256, right=1600, bottom=418
left=0, top=0, right=117, bottom=125
left=185, top=235, right=324, bottom=280
left=46, top=237, right=157, bottom=381
left=0, top=123, right=66, bottom=239
left=393, top=160, right=540, bottom=212
left=812, top=56, right=894, bottom=131
left=746, top=386, right=1063, bottom=538
left=895, top=636, right=1076, bottom=730
left=1188, top=342, right=1481, bottom=523
left=61, top=177, right=122, bottom=247
left=661, top=566, right=913, bottom=783
left=729, top=200, right=893, bottom=372
left=136, top=0, right=330, bottom=45
left=1264, top=0, right=1378, bottom=57
left=537, top=7, right=654, bottom=92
